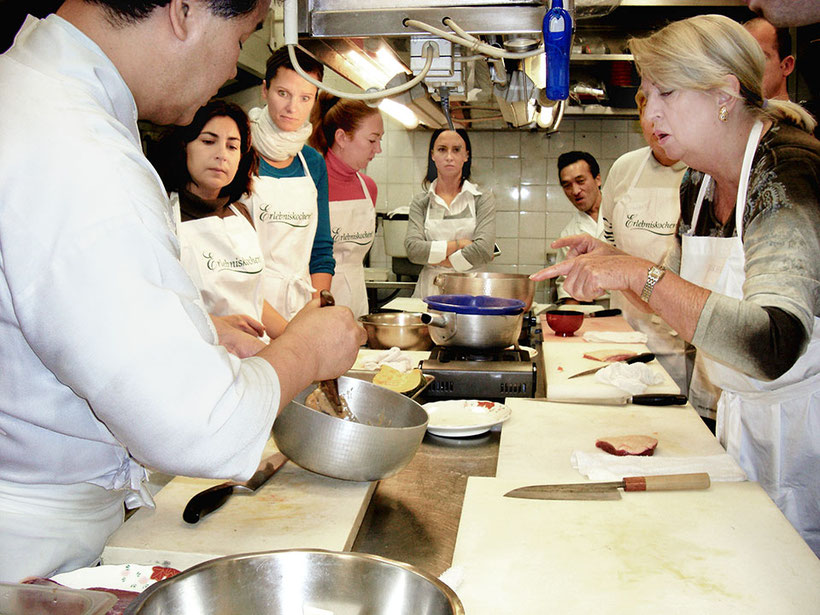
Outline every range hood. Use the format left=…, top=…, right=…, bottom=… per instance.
left=292, top=0, right=623, bottom=130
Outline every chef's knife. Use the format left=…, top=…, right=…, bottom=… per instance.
left=182, top=452, right=288, bottom=524
left=535, top=393, right=689, bottom=406
left=504, top=472, right=711, bottom=501
left=567, top=352, right=655, bottom=379
left=584, top=308, right=622, bottom=318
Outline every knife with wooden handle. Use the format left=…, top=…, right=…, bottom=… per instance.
left=504, top=472, right=711, bottom=501
left=183, top=452, right=288, bottom=524
left=567, top=352, right=656, bottom=379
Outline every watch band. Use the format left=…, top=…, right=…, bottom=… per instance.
left=640, top=265, right=666, bottom=303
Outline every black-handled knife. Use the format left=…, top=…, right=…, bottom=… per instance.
left=567, top=352, right=656, bottom=379
left=585, top=308, right=622, bottom=318
left=183, top=452, right=287, bottom=524
left=528, top=393, right=689, bottom=406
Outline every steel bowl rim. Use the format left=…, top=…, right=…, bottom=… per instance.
left=124, top=548, right=465, bottom=615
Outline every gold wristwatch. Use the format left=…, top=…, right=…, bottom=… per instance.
left=640, top=265, right=666, bottom=303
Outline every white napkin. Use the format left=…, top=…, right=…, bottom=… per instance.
left=583, top=331, right=648, bottom=343
left=439, top=565, right=465, bottom=591
left=594, top=362, right=663, bottom=395
left=571, top=450, right=748, bottom=482
left=361, top=346, right=414, bottom=372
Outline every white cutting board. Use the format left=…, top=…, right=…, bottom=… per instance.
left=451, top=478, right=820, bottom=614
left=543, top=340, right=680, bottom=400
left=102, top=441, right=375, bottom=570
left=497, top=399, right=724, bottom=481
left=380, top=297, right=427, bottom=313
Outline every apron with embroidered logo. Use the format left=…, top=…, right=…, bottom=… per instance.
left=413, top=190, right=478, bottom=299
left=680, top=120, right=820, bottom=554
left=610, top=149, right=689, bottom=394
left=175, top=200, right=266, bottom=331
left=248, top=151, right=318, bottom=319
left=329, top=172, right=375, bottom=319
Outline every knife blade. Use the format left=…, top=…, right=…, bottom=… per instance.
left=182, top=452, right=288, bottom=524
left=504, top=472, right=711, bottom=501
left=532, top=393, right=689, bottom=406
left=567, top=352, right=655, bottom=379
left=584, top=308, right=622, bottom=318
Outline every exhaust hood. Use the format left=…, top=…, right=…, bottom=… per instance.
left=293, top=0, right=624, bottom=130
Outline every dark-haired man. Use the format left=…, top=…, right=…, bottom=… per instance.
left=744, top=17, right=794, bottom=101
left=554, top=151, right=605, bottom=303
left=0, top=0, right=365, bottom=581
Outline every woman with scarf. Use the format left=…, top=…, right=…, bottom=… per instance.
left=243, top=47, right=334, bottom=320
left=151, top=99, right=288, bottom=352
left=309, top=94, right=383, bottom=319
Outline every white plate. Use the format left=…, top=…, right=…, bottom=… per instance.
left=52, top=563, right=178, bottom=591
left=422, top=399, right=512, bottom=437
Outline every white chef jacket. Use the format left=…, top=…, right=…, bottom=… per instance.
left=555, top=208, right=604, bottom=302
left=0, top=15, right=279, bottom=513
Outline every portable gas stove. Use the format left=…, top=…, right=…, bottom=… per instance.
left=420, top=346, right=538, bottom=401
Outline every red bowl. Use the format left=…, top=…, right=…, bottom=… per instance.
left=545, top=310, right=584, bottom=337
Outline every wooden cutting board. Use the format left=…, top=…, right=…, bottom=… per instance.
left=451, top=478, right=820, bottom=614
left=102, top=441, right=375, bottom=570
left=496, top=399, right=724, bottom=481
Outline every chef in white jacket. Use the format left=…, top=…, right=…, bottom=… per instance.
left=0, top=0, right=365, bottom=582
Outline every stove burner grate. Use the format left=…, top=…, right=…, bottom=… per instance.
left=429, top=346, right=530, bottom=363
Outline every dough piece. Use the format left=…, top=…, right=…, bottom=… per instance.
left=582, top=349, right=639, bottom=362
left=372, top=365, right=424, bottom=393
left=595, top=435, right=659, bottom=456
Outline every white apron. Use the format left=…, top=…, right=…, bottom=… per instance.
left=610, top=150, right=688, bottom=393
left=413, top=193, right=479, bottom=299
left=250, top=151, right=318, bottom=319
left=174, top=199, right=266, bottom=332
left=0, top=479, right=126, bottom=581
left=680, top=120, right=820, bottom=554
left=329, top=172, right=375, bottom=319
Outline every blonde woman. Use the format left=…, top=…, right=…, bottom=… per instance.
left=532, top=14, right=820, bottom=554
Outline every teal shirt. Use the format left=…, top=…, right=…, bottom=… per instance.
left=257, top=146, right=335, bottom=275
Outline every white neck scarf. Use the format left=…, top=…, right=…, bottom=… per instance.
left=249, top=105, right=313, bottom=162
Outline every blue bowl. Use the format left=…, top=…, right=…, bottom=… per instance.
left=423, top=294, right=526, bottom=316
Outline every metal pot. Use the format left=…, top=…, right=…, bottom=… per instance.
left=359, top=312, right=433, bottom=350
left=124, top=549, right=464, bottom=615
left=421, top=295, right=526, bottom=349
left=433, top=272, right=535, bottom=311
left=273, top=376, right=428, bottom=481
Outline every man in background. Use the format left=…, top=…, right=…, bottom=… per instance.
left=554, top=151, right=605, bottom=304
left=744, top=17, right=794, bottom=101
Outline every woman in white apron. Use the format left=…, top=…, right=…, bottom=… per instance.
left=244, top=47, right=334, bottom=320
left=309, top=94, right=383, bottom=318
left=531, top=15, right=820, bottom=553
left=599, top=89, right=694, bottom=399
left=151, top=100, right=286, bottom=342
left=404, top=129, right=496, bottom=298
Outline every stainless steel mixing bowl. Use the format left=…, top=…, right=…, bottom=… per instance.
left=273, top=376, right=428, bottom=481
left=359, top=312, right=433, bottom=350
left=124, top=549, right=464, bottom=615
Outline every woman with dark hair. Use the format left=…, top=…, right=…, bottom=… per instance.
left=154, top=99, right=288, bottom=342
left=309, top=93, right=383, bottom=318
left=243, top=46, right=334, bottom=320
left=405, top=128, right=496, bottom=298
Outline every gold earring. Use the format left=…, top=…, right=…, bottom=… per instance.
left=719, top=106, right=729, bottom=122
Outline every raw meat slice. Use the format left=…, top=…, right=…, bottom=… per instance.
left=582, top=349, right=639, bottom=362
left=595, top=435, right=658, bottom=456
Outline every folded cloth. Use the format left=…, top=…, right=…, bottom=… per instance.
left=571, top=450, right=748, bottom=482
left=583, top=331, right=648, bottom=343
left=361, top=346, right=414, bottom=372
left=595, top=362, right=663, bottom=395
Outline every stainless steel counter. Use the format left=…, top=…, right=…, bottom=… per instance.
left=351, top=343, right=547, bottom=575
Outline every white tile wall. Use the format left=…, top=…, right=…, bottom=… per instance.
left=364, top=115, right=644, bottom=302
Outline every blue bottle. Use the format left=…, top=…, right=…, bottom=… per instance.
left=544, top=0, right=573, bottom=100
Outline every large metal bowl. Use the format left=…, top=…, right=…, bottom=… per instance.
left=433, top=272, right=535, bottom=311
left=124, top=549, right=464, bottom=615
left=359, top=312, right=433, bottom=350
left=273, top=376, right=428, bottom=481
